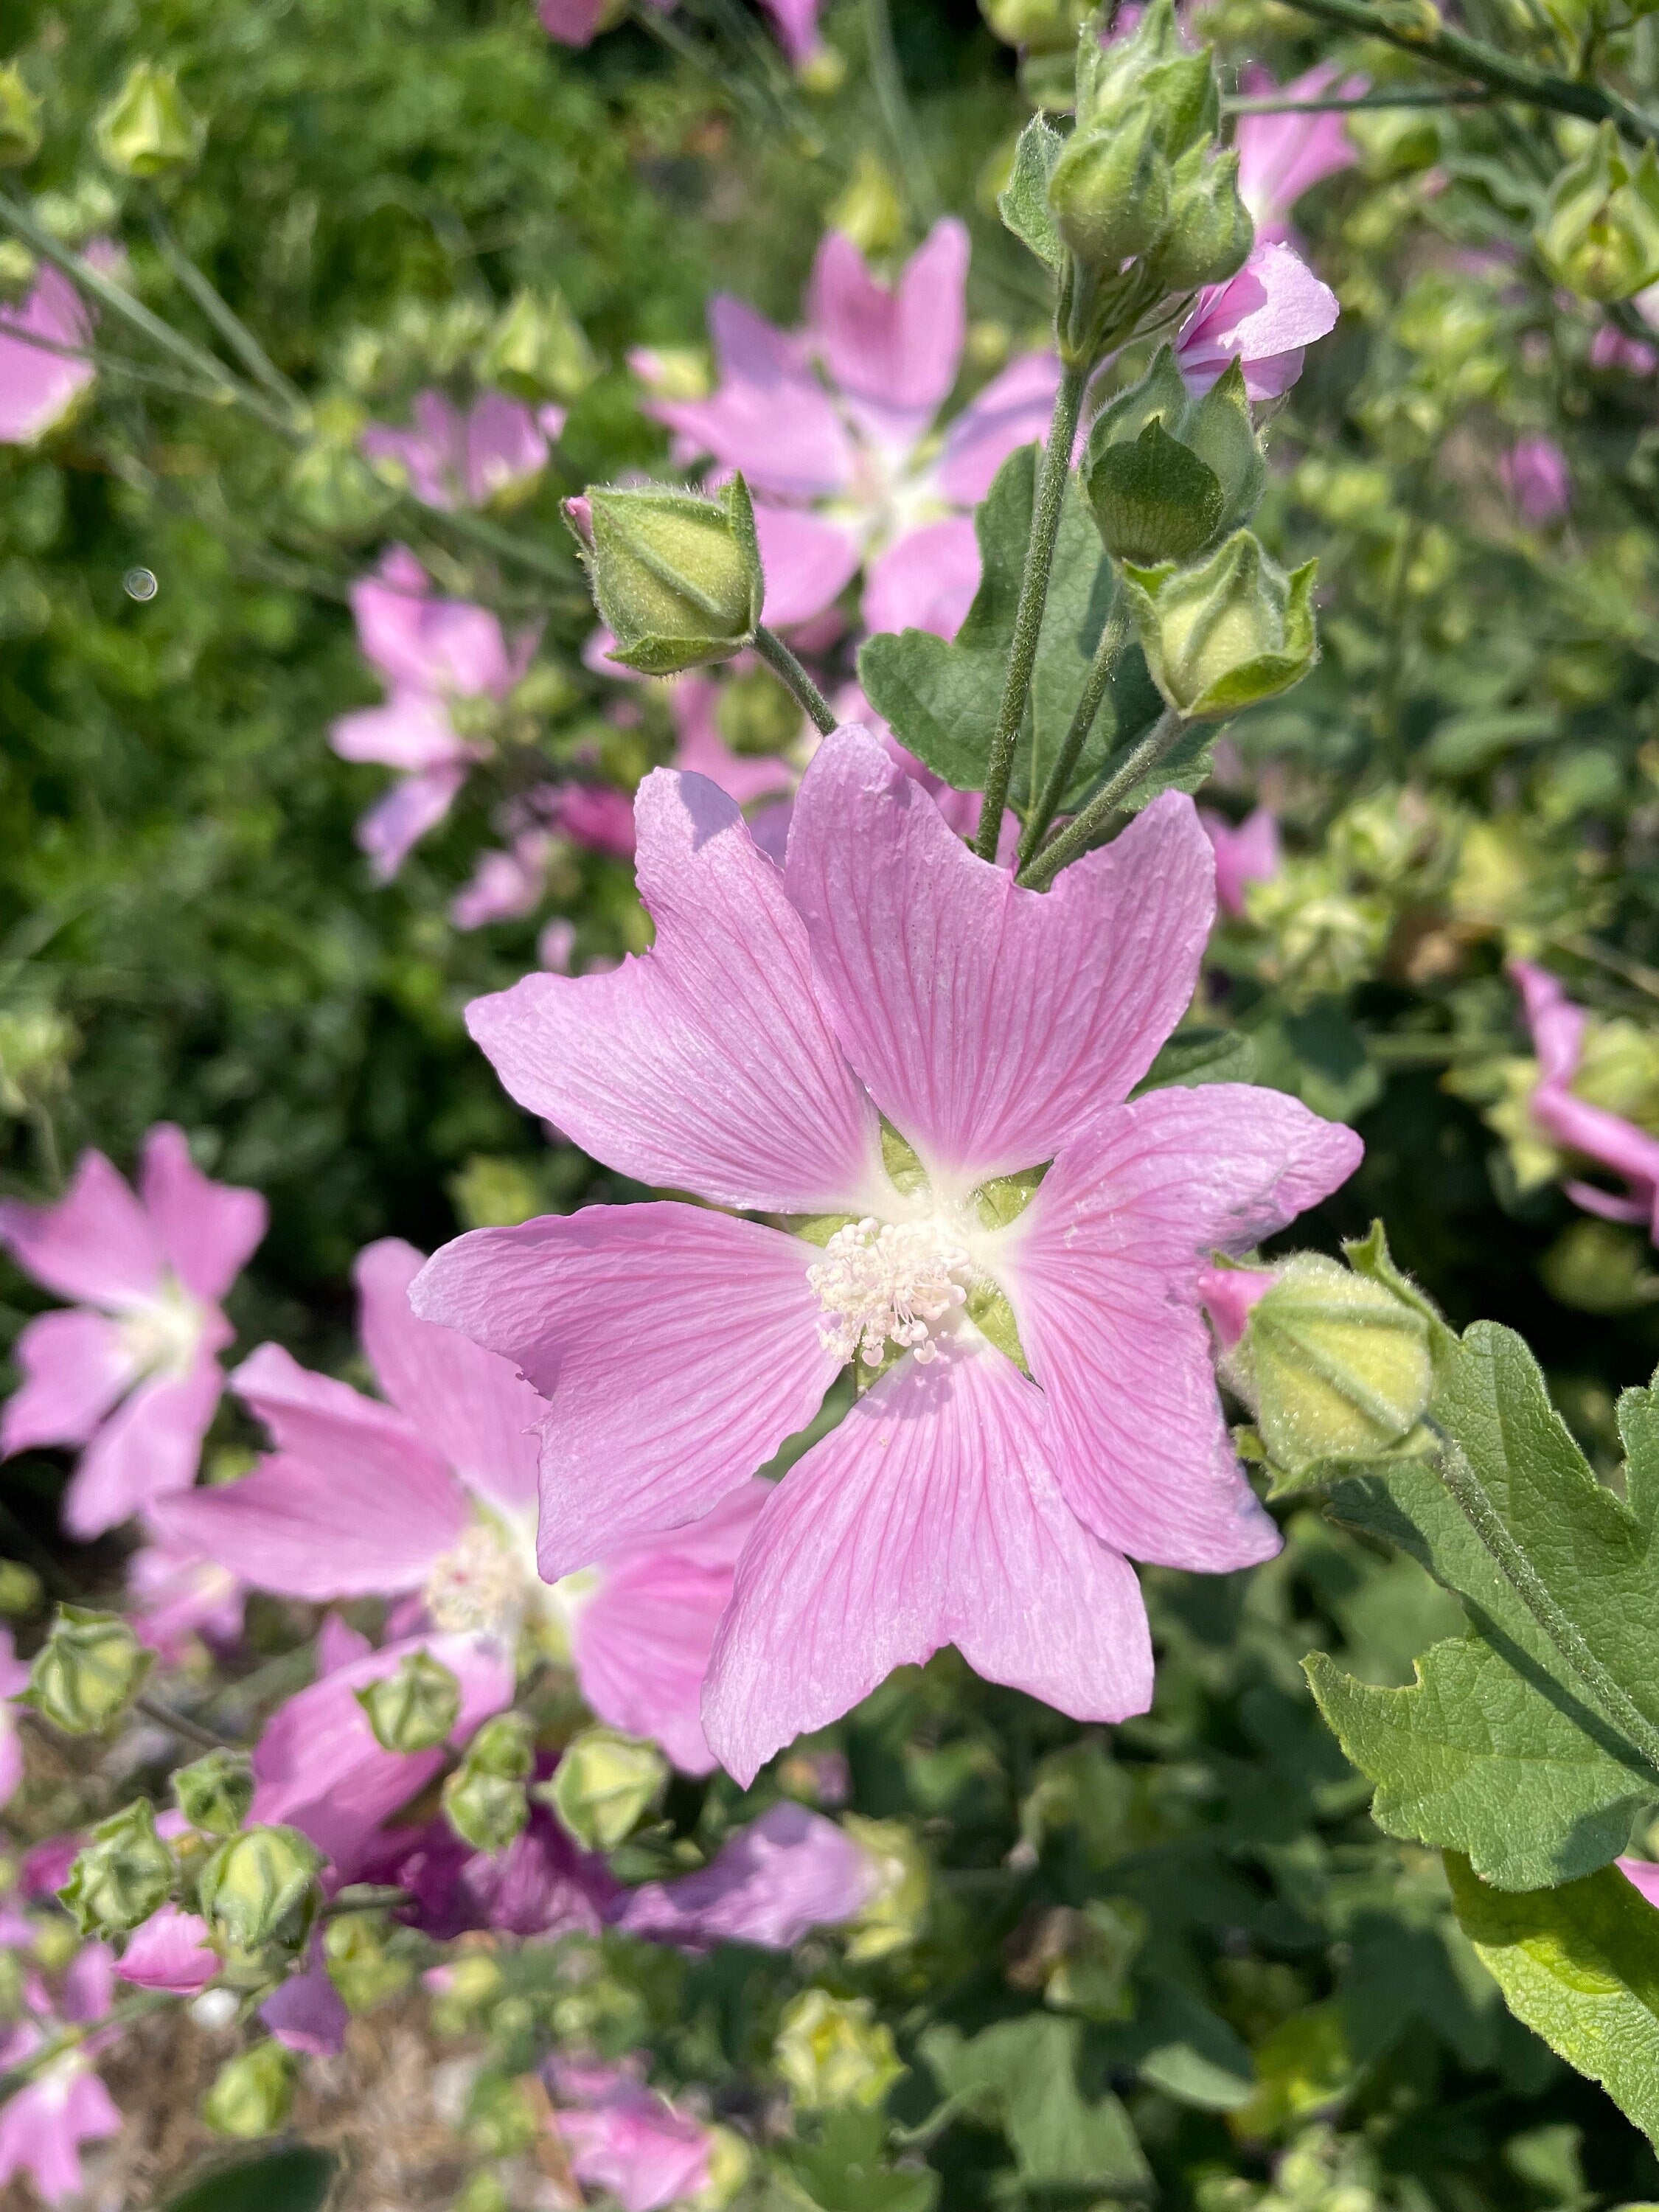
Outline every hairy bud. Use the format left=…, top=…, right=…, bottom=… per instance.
left=94, top=62, right=205, bottom=179
left=24, top=1606, right=151, bottom=1736
left=486, top=288, right=598, bottom=403
left=198, top=1824, right=323, bottom=1956
left=204, top=2040, right=296, bottom=2139
left=546, top=1725, right=668, bottom=1853
left=442, top=1712, right=535, bottom=1853
left=59, top=1799, right=175, bottom=1936
left=1536, top=123, right=1659, bottom=302
left=1085, top=348, right=1264, bottom=565
left=355, top=1649, right=462, bottom=1754
left=1047, top=108, right=1171, bottom=272
left=1144, top=142, right=1253, bottom=294
left=173, top=1748, right=255, bottom=1840
left=0, top=69, right=42, bottom=168
left=1121, top=529, right=1318, bottom=719
left=571, top=476, right=764, bottom=675
left=773, top=1989, right=904, bottom=2110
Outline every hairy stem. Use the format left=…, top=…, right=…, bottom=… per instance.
left=321, top=1883, right=415, bottom=1920
left=1018, top=704, right=1184, bottom=890
left=975, top=361, right=1088, bottom=861
left=1224, top=86, right=1497, bottom=111
left=753, top=623, right=838, bottom=735
left=1017, top=595, right=1130, bottom=871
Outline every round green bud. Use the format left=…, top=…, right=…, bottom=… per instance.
left=442, top=1712, right=535, bottom=1853
left=1536, top=124, right=1659, bottom=303
left=1146, top=145, right=1253, bottom=294
left=694, top=2125, right=754, bottom=2208
left=841, top=1815, right=931, bottom=1964
left=323, top=1912, right=413, bottom=2013
left=173, top=1747, right=255, bottom=1839
left=203, top=2039, right=296, bottom=2139
left=24, top=1606, right=152, bottom=1736
left=355, top=1649, right=462, bottom=1754
left=94, top=62, right=205, bottom=180
left=1121, top=529, right=1318, bottom=720
left=576, top=476, right=764, bottom=676
left=59, top=1798, right=175, bottom=1936
left=485, top=288, right=598, bottom=403
left=773, top=1989, right=904, bottom=2110
left=1047, top=110, right=1171, bottom=274
left=546, top=1725, right=667, bottom=1853
left=1086, top=352, right=1265, bottom=566
left=0, top=1560, right=41, bottom=1618
left=198, top=1823, right=323, bottom=1955
left=0, top=68, right=43, bottom=169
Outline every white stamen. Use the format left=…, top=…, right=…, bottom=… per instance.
left=424, top=1522, right=529, bottom=1638
left=808, top=1217, right=972, bottom=1371
left=117, top=1276, right=204, bottom=1381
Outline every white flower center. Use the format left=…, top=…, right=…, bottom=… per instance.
left=808, top=1217, right=972, bottom=1370
left=117, top=1277, right=204, bottom=1380
left=425, top=1522, right=530, bottom=1638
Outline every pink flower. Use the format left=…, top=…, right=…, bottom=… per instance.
left=451, top=835, right=554, bottom=931
left=155, top=1238, right=763, bottom=1775
left=1199, top=805, right=1281, bottom=918
left=260, top=1943, right=349, bottom=2055
left=1621, top=1857, right=1659, bottom=1909
left=1175, top=239, right=1340, bottom=403
left=540, top=0, right=819, bottom=63
left=361, top=389, right=564, bottom=512
left=613, top=1800, right=877, bottom=1950
left=366, top=1795, right=616, bottom=1940
left=1234, top=64, right=1364, bottom=243
left=1499, top=435, right=1571, bottom=523
left=1511, top=961, right=1659, bottom=1237
left=544, top=781, right=639, bottom=860
left=411, top=726, right=1360, bottom=1784
left=1196, top=1262, right=1277, bottom=1350
left=0, top=1127, right=266, bottom=1538
left=125, top=1537, right=245, bottom=1663
left=636, top=223, right=1062, bottom=640
left=0, top=265, right=97, bottom=444
left=331, top=546, right=539, bottom=880
left=115, top=1905, right=217, bottom=1996
left=0, top=1944, right=120, bottom=2204
left=547, top=2060, right=713, bottom=2212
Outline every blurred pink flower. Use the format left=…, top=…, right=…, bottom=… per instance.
left=547, top=2059, right=713, bottom=2212
left=1199, top=805, right=1281, bottom=918
left=0, top=1630, right=28, bottom=1812
left=0, top=1944, right=119, bottom=2204
left=669, top=674, right=799, bottom=809
left=1234, top=63, right=1364, bottom=242
left=115, top=1905, right=218, bottom=1996
left=451, top=834, right=554, bottom=931
left=613, top=1800, right=878, bottom=1950
left=636, top=221, right=1061, bottom=640
left=332, top=546, right=539, bottom=879
left=1175, top=239, right=1340, bottom=403
left=0, top=264, right=98, bottom=444
left=1512, top=960, right=1659, bottom=1238
left=361, top=389, right=564, bottom=512
left=540, top=0, right=820, bottom=63
left=0, top=1127, right=265, bottom=1538
left=260, top=1942, right=350, bottom=2055
left=1499, top=435, right=1571, bottom=523
left=545, top=781, right=639, bottom=860
left=125, top=1537, right=245, bottom=1663
left=413, top=727, right=1360, bottom=1784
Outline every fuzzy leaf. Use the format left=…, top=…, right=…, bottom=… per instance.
left=998, top=113, right=1065, bottom=271
left=1133, top=1025, right=1256, bottom=1093
left=919, top=2014, right=1150, bottom=2188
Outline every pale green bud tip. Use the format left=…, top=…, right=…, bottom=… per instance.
left=59, top=1799, right=175, bottom=1935
left=486, top=288, right=598, bottom=402
left=355, top=1649, right=461, bottom=1753
left=198, top=1824, right=324, bottom=1953
left=547, top=1725, right=667, bottom=1852
left=1047, top=112, right=1171, bottom=273
left=1122, top=529, right=1318, bottom=719
left=842, top=1815, right=931, bottom=1963
left=773, top=1989, right=904, bottom=2110
left=442, top=1711, right=536, bottom=1853
left=24, top=1605, right=152, bottom=1735
left=580, top=476, right=764, bottom=676
left=0, top=68, right=43, bottom=168
left=204, top=2040, right=296, bottom=2139
left=94, top=63, right=205, bottom=179
left=173, top=1747, right=255, bottom=1839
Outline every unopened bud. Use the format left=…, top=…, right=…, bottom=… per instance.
left=1121, top=529, right=1318, bottom=719
left=1145, top=142, right=1253, bottom=293
left=1537, top=123, right=1659, bottom=302
left=486, top=288, right=598, bottom=403
left=0, top=68, right=42, bottom=168
left=173, top=1748, right=254, bottom=1840
left=204, top=2039, right=296, bottom=2138
left=0, top=1560, right=41, bottom=1617
left=546, top=1725, right=667, bottom=1852
left=94, top=62, right=205, bottom=179
left=324, top=1912, right=412, bottom=2012
left=980, top=0, right=1079, bottom=49
left=443, top=1712, right=535, bottom=1853
left=842, top=1815, right=930, bottom=1963
left=1074, top=0, right=1194, bottom=133
left=1047, top=108, right=1171, bottom=273
left=355, top=1649, right=461, bottom=1753
left=774, top=1989, right=903, bottom=2110
left=694, top=2126, right=754, bottom=2208
left=572, top=476, right=763, bottom=676
left=286, top=412, right=399, bottom=541
left=198, top=1824, right=323, bottom=1955
left=1086, top=352, right=1263, bottom=565
left=59, top=1799, right=175, bottom=1935
left=24, top=1606, right=151, bottom=1735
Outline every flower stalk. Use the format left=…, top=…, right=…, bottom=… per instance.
left=752, top=623, right=839, bottom=737
left=1018, top=706, right=1186, bottom=889
left=1017, top=595, right=1131, bottom=871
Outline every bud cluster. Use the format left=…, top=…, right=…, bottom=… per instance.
left=1536, top=123, right=1659, bottom=303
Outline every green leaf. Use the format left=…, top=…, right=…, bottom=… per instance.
left=1132, top=1024, right=1255, bottom=1094
left=1445, top=1851, right=1659, bottom=2148
left=997, top=112, right=1064, bottom=271
left=1249, top=1001, right=1382, bottom=1124
left=1098, top=1977, right=1256, bottom=2109
left=163, top=2147, right=338, bottom=2212
left=918, top=2014, right=1150, bottom=2188
left=783, top=2111, right=939, bottom=2212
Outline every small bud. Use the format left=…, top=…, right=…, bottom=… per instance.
left=197, top=1824, right=323, bottom=1955
left=94, top=62, right=205, bottom=180
left=1047, top=108, right=1171, bottom=273
left=443, top=1712, right=535, bottom=1853
left=324, top=1912, right=413, bottom=2013
left=773, top=1989, right=904, bottom=2110
left=694, top=2126, right=754, bottom=2209
left=355, top=1649, right=462, bottom=1754
left=1121, top=529, right=1318, bottom=720
left=715, top=665, right=802, bottom=755
left=24, top=1606, right=151, bottom=1735
left=545, top=1725, right=667, bottom=1853
left=1537, top=123, right=1659, bottom=303
left=203, top=2040, right=296, bottom=2139
left=0, top=1560, right=41, bottom=1617
left=59, top=1799, right=175, bottom=1935
left=485, top=288, right=598, bottom=403
left=573, top=476, right=763, bottom=676
left=1144, top=142, right=1253, bottom=294
left=842, top=1815, right=930, bottom=1963
left=173, top=1748, right=255, bottom=1840
left=0, top=68, right=43, bottom=168
left=1074, top=0, right=1191, bottom=132
left=1086, top=354, right=1265, bottom=567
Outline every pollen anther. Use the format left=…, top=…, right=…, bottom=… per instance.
left=808, top=1217, right=972, bottom=1371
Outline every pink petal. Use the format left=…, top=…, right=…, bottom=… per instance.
left=547, top=783, right=639, bottom=859
left=465, top=768, right=883, bottom=1214
left=411, top=1206, right=839, bottom=1577
left=1200, top=805, right=1281, bottom=919
left=1, top=1310, right=134, bottom=1455
left=1510, top=959, right=1585, bottom=1087
left=347, top=550, right=439, bottom=689
left=0, top=1150, right=161, bottom=1309
left=260, top=1946, right=349, bottom=2055
left=126, top=1543, right=244, bottom=1664
left=464, top=390, right=552, bottom=505
left=1620, top=1856, right=1659, bottom=1910
left=757, top=0, right=821, bottom=58
left=1197, top=1262, right=1276, bottom=1352
left=998, top=1085, right=1362, bottom=1568
left=701, top=1338, right=1153, bottom=1786
left=0, top=1629, right=25, bottom=1705
left=1175, top=240, right=1339, bottom=403
left=0, top=267, right=96, bottom=445
left=554, top=2083, right=712, bottom=2212
left=318, top=1614, right=374, bottom=1674
left=751, top=502, right=861, bottom=628
left=645, top=296, right=853, bottom=502
left=331, top=691, right=470, bottom=772
left=863, top=516, right=981, bottom=641
left=137, top=1124, right=265, bottom=1304
left=0, top=2066, right=120, bottom=2202
left=538, top=0, right=606, bottom=45
left=809, top=220, right=967, bottom=430
left=62, top=1350, right=223, bottom=1539
left=62, top=1942, right=114, bottom=2025
left=356, top=763, right=469, bottom=881
left=1236, top=63, right=1364, bottom=234
left=613, top=1800, right=877, bottom=1949
left=355, top=1238, right=543, bottom=1512
left=116, top=1906, right=217, bottom=1995
left=933, top=350, right=1064, bottom=508
left=668, top=676, right=796, bottom=807
left=785, top=728, right=1217, bottom=1190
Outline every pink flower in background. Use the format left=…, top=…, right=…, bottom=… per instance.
left=545, top=781, right=639, bottom=859
left=547, top=2059, right=713, bottom=2212
left=1591, top=300, right=1659, bottom=375
left=637, top=221, right=1062, bottom=641
left=0, top=1944, right=120, bottom=2205
left=452, top=833, right=554, bottom=931
left=1500, top=435, right=1571, bottom=522
left=1512, top=960, right=1659, bottom=1237
left=0, top=265, right=97, bottom=444
left=1234, top=63, right=1364, bottom=242
left=1175, top=239, right=1340, bottom=403
left=156, top=1238, right=762, bottom=1774
left=0, top=1127, right=265, bottom=1539
left=260, top=1944, right=350, bottom=2056
left=540, top=0, right=820, bottom=63
left=613, top=1801, right=877, bottom=1950
left=331, top=546, right=538, bottom=880
left=372, top=1795, right=616, bottom=1941
left=1621, top=1857, right=1659, bottom=1909
left=361, top=389, right=565, bottom=511
left=1200, top=805, right=1281, bottom=918
left=669, top=674, right=800, bottom=809
left=414, top=727, right=1360, bottom=1784
left=114, top=1905, right=218, bottom=1996
left=125, top=1537, right=245, bottom=1663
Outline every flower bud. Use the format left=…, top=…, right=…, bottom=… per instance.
left=545, top=1725, right=668, bottom=1852
left=24, top=1606, right=152, bottom=1736
left=1086, top=350, right=1264, bottom=566
left=442, top=1712, right=535, bottom=1853
left=485, top=288, right=598, bottom=403
left=1536, top=124, right=1659, bottom=302
left=1121, top=529, right=1318, bottom=720
left=715, top=665, right=803, bottom=755
left=203, top=2040, right=296, bottom=2139
left=774, top=1989, right=903, bottom=2110
left=1047, top=108, right=1172, bottom=273
left=572, top=476, right=764, bottom=676
left=59, top=1799, right=175, bottom=1935
left=0, top=1560, right=41, bottom=1618
left=694, top=2126, right=754, bottom=2208
left=355, top=1649, right=462, bottom=1753
left=173, top=1748, right=255, bottom=1840
left=842, top=1816, right=931, bottom=1963
left=1144, top=142, right=1253, bottom=294
left=197, top=1824, right=323, bottom=1956
left=1074, top=0, right=1193, bottom=133
left=94, top=62, right=206, bottom=180
left=0, top=69, right=43, bottom=168
left=324, top=1912, right=413, bottom=2012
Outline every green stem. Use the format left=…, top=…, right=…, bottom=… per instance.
left=1224, top=86, right=1496, bottom=111
left=974, top=361, right=1088, bottom=861
left=144, top=197, right=307, bottom=417
left=1432, top=1427, right=1659, bottom=1787
left=321, top=1883, right=415, bottom=1919
left=1273, top=0, right=1659, bottom=147
left=1018, top=705, right=1185, bottom=890
left=752, top=623, right=838, bottom=735
left=864, top=0, right=940, bottom=223
left=135, top=1691, right=237, bottom=1753
left=420, top=501, right=585, bottom=597
left=1017, top=594, right=1130, bottom=871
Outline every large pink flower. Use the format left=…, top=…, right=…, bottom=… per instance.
left=155, top=1238, right=759, bottom=1774
left=331, top=546, right=539, bottom=880
left=0, top=265, right=97, bottom=444
left=0, top=1127, right=266, bottom=1538
left=412, top=727, right=1360, bottom=1784
left=361, top=388, right=565, bottom=511
left=1512, top=960, right=1659, bottom=1237
left=637, top=223, right=1062, bottom=641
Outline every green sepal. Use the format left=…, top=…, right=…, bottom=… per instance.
left=998, top=112, right=1065, bottom=271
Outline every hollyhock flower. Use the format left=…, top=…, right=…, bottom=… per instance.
left=1175, top=239, right=1340, bottom=403
left=125, top=1536, right=244, bottom=1663
left=540, top=0, right=821, bottom=65
left=331, top=546, right=539, bottom=880
left=0, top=264, right=97, bottom=445
left=1200, top=805, right=1281, bottom=919
left=1500, top=435, right=1571, bottom=522
left=156, top=1239, right=765, bottom=1775
left=1234, top=63, right=1365, bottom=242
left=412, top=726, right=1360, bottom=1784
left=0, top=1944, right=119, bottom=2205
left=637, top=222, right=1062, bottom=641
left=114, top=1905, right=217, bottom=1996
left=1512, top=960, right=1659, bottom=1237
left=361, top=388, right=565, bottom=511
left=0, top=1127, right=266, bottom=1539
left=613, top=1801, right=877, bottom=1950
left=547, top=2059, right=713, bottom=2212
